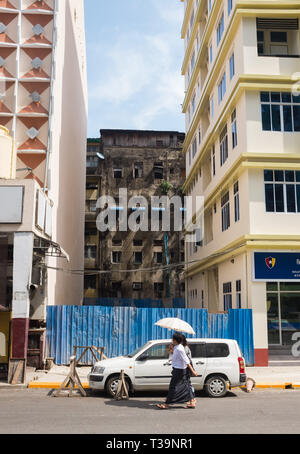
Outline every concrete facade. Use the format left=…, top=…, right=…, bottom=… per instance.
left=181, top=0, right=300, bottom=366
left=93, top=129, right=186, bottom=303
left=0, top=0, right=87, bottom=380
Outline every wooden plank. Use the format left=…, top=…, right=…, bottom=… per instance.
left=11, top=360, right=24, bottom=385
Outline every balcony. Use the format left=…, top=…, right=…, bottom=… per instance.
left=257, top=18, right=300, bottom=58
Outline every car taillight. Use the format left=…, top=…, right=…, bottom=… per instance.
left=238, top=357, right=245, bottom=374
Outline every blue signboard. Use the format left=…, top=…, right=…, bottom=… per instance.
left=254, top=252, right=300, bottom=281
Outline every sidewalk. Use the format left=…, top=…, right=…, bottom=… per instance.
left=24, top=365, right=300, bottom=390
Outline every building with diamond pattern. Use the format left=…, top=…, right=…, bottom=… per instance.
left=0, top=0, right=87, bottom=382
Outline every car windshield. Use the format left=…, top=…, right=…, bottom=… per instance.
left=127, top=342, right=152, bottom=358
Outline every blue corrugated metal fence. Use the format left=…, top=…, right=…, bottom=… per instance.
left=46, top=306, right=254, bottom=366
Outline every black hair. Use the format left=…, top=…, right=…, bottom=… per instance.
left=172, top=332, right=183, bottom=344
left=181, top=334, right=188, bottom=347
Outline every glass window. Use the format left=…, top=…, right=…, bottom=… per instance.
left=271, top=31, right=287, bottom=43
left=264, top=169, right=300, bottom=213
left=262, top=104, right=271, bottom=131
left=189, top=343, right=206, bottom=358
left=221, top=191, right=230, bottom=231
left=234, top=181, right=240, bottom=222
left=206, top=343, right=230, bottom=358
left=220, top=125, right=228, bottom=166
left=265, top=184, right=275, bottom=212
left=231, top=109, right=237, bottom=148
left=267, top=282, right=278, bottom=292
left=271, top=105, right=281, bottom=131
left=280, top=282, right=300, bottom=292
left=217, top=13, right=224, bottom=46
left=229, top=53, right=235, bottom=80
left=143, top=344, right=169, bottom=360
left=261, top=92, right=300, bottom=132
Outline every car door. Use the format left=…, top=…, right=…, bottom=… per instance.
left=134, top=343, right=172, bottom=390
left=189, top=342, right=207, bottom=389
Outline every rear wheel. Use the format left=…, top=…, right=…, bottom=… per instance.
left=105, top=375, right=130, bottom=398
left=205, top=376, right=228, bottom=398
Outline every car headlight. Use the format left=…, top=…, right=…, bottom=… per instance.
left=92, top=366, right=105, bottom=374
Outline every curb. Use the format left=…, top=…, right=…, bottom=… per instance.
left=26, top=382, right=300, bottom=390
left=28, top=382, right=90, bottom=389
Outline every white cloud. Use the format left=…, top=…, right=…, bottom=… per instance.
left=87, top=0, right=185, bottom=133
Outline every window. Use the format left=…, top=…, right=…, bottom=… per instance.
left=112, top=239, right=123, bottom=246
left=154, top=282, right=164, bottom=297
left=189, top=148, right=192, bottom=166
left=189, top=343, right=206, bottom=358
left=220, top=125, right=228, bottom=166
left=206, top=343, right=230, bottom=358
left=192, top=92, right=196, bottom=114
left=84, top=275, right=96, bottom=290
left=223, top=282, right=232, bottom=311
left=112, top=251, right=122, bottom=264
left=113, top=168, right=122, bottom=179
left=134, top=251, right=143, bottom=264
left=231, top=109, right=237, bottom=148
left=228, top=0, right=233, bottom=16
left=234, top=181, right=240, bottom=222
left=85, top=245, right=97, bottom=259
left=89, top=200, right=97, bottom=212
left=198, top=128, right=201, bottom=146
left=192, top=138, right=197, bottom=158
left=257, top=30, right=264, bottom=55
left=221, top=191, right=230, bottom=231
left=143, top=344, right=169, bottom=360
left=217, top=12, right=224, bottom=46
left=261, top=92, right=300, bottom=132
left=190, top=51, right=195, bottom=73
left=153, top=239, right=163, bottom=246
left=264, top=170, right=300, bottom=213
left=236, top=280, right=242, bottom=309
left=218, top=72, right=226, bottom=104
left=154, top=162, right=164, bottom=179
left=208, top=0, right=212, bottom=13
left=133, top=239, right=143, bottom=247
left=134, top=162, right=143, bottom=178
left=201, top=290, right=204, bottom=308
left=212, top=146, right=216, bottom=176
left=133, top=282, right=143, bottom=291
left=154, top=252, right=163, bottom=264
left=229, top=53, right=235, bottom=80
left=209, top=43, right=213, bottom=63
left=271, top=31, right=287, bottom=43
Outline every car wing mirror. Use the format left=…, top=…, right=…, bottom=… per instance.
left=137, top=354, right=148, bottom=361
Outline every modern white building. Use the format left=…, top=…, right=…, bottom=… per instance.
left=0, top=0, right=87, bottom=381
left=181, top=0, right=300, bottom=366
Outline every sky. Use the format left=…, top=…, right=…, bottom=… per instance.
left=84, top=0, right=185, bottom=138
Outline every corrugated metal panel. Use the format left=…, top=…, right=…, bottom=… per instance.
left=46, top=307, right=254, bottom=366
left=228, top=309, right=255, bottom=366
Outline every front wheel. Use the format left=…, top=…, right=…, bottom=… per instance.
left=205, top=376, right=228, bottom=398
left=105, top=375, right=130, bottom=398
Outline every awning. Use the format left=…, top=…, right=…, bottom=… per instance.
left=33, top=236, right=70, bottom=262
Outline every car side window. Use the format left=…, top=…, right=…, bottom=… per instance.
left=206, top=343, right=230, bottom=358
left=144, top=344, right=169, bottom=360
left=189, top=343, right=206, bottom=358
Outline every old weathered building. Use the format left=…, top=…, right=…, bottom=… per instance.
left=96, top=129, right=186, bottom=303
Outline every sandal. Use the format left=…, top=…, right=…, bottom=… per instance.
left=156, top=403, right=169, bottom=410
left=185, top=404, right=196, bottom=409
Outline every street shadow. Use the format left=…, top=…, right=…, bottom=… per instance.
left=104, top=399, right=190, bottom=411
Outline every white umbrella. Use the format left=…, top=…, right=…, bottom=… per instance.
left=155, top=318, right=196, bottom=335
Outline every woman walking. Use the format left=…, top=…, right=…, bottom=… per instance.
left=182, top=335, right=197, bottom=409
left=156, top=333, right=197, bottom=410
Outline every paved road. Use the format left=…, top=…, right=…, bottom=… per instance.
left=0, top=388, right=300, bottom=434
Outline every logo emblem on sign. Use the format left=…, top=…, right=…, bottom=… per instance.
left=265, top=256, right=276, bottom=270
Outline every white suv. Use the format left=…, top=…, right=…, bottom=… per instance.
left=88, top=338, right=247, bottom=398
